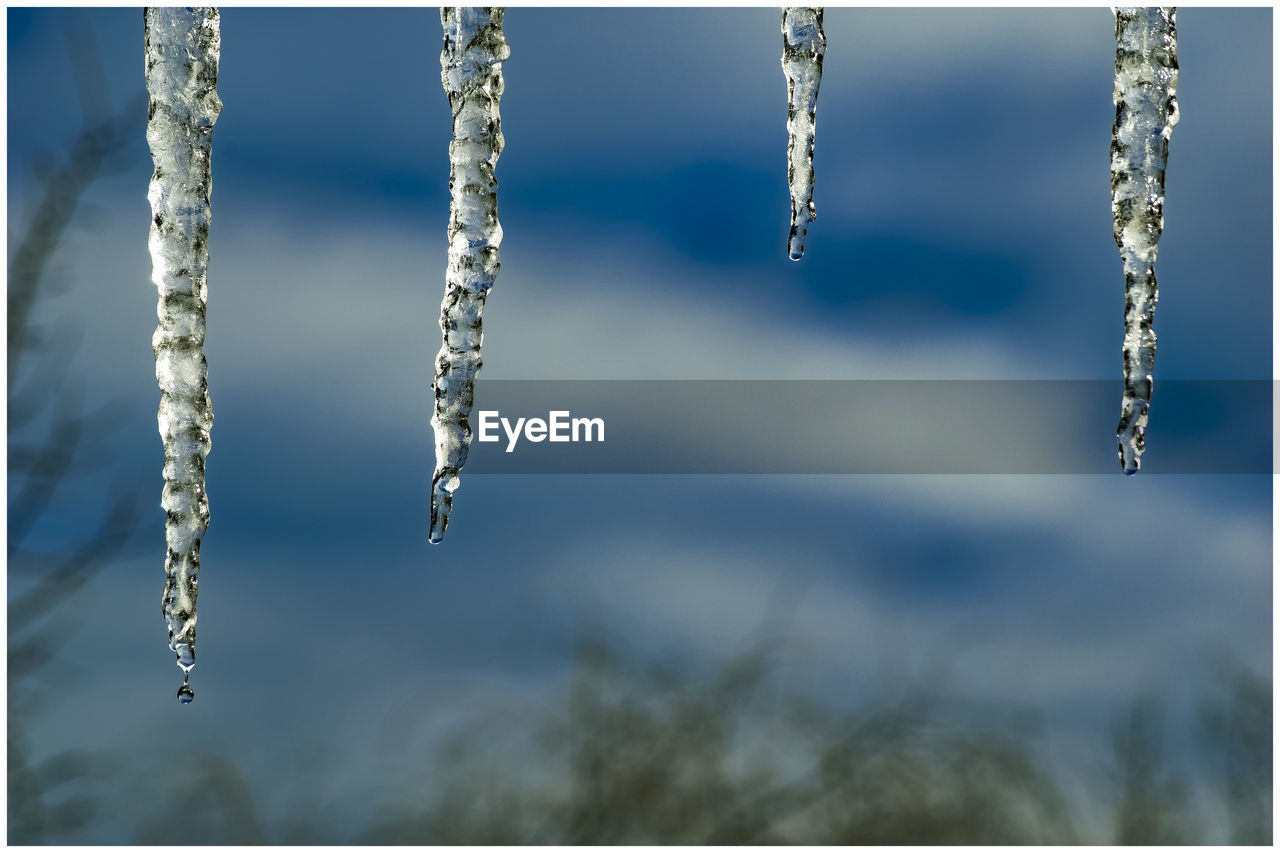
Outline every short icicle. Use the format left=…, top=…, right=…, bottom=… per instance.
left=144, top=6, right=221, bottom=699
left=782, top=7, right=825, bottom=260
left=430, top=8, right=509, bottom=543
left=1111, top=7, right=1179, bottom=474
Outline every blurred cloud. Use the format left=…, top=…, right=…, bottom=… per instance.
left=7, top=6, right=1270, bottom=844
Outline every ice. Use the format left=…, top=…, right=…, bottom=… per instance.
left=430, top=7, right=509, bottom=544
left=144, top=6, right=221, bottom=691
left=782, top=7, right=825, bottom=261
left=1111, top=7, right=1178, bottom=474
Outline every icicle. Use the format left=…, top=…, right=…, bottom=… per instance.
left=430, top=7, right=508, bottom=544
left=1111, top=7, right=1178, bottom=474
left=782, top=7, right=825, bottom=260
left=145, top=6, right=221, bottom=697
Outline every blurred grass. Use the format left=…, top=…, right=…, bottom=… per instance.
left=7, top=24, right=145, bottom=843
left=348, top=638, right=1269, bottom=846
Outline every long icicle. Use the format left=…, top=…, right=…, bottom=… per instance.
left=145, top=6, right=221, bottom=701
left=430, top=8, right=508, bottom=543
left=782, top=7, right=825, bottom=260
left=1111, top=7, right=1178, bottom=474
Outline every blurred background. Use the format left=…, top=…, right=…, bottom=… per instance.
left=7, top=7, right=1272, bottom=844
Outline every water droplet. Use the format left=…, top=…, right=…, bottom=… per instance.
left=177, top=682, right=195, bottom=704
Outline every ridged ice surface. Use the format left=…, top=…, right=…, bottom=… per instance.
left=782, top=7, right=825, bottom=261
left=430, top=7, right=508, bottom=544
left=1111, top=7, right=1178, bottom=475
left=145, top=6, right=221, bottom=693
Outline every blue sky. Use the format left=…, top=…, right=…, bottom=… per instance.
left=7, top=7, right=1272, bottom=842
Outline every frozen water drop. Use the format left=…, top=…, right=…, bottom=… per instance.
left=430, top=7, right=509, bottom=543
left=782, top=7, right=825, bottom=260
left=1111, top=7, right=1178, bottom=474
left=146, top=6, right=220, bottom=670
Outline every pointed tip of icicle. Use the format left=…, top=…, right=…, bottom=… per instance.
left=429, top=498, right=449, bottom=544
left=429, top=472, right=458, bottom=544
left=1118, top=441, right=1142, bottom=476
left=428, top=507, right=448, bottom=545
left=172, top=639, right=195, bottom=672
left=787, top=225, right=811, bottom=261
